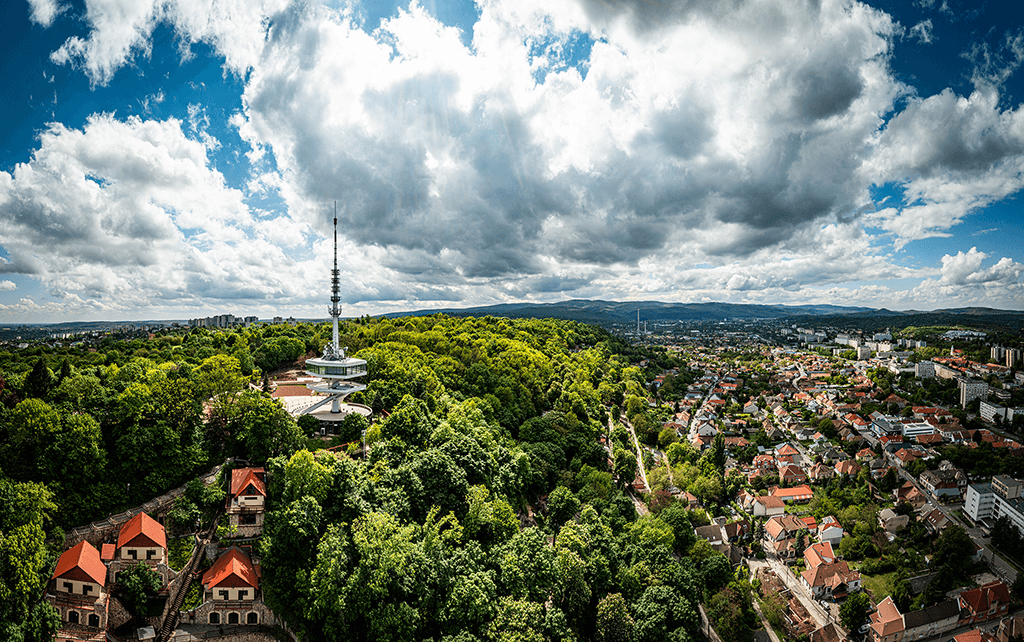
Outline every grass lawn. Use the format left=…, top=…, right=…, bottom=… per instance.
left=862, top=572, right=895, bottom=604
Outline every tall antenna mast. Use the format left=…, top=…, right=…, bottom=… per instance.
left=330, top=201, right=341, bottom=356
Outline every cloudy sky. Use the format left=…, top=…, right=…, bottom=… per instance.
left=1, top=0, right=1023, bottom=323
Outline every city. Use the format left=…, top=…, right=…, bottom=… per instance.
left=2, top=309, right=1023, bottom=642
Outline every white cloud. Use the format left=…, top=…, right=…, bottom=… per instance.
left=937, top=247, right=1023, bottom=286
left=23, top=0, right=1024, bottom=316
left=0, top=113, right=316, bottom=312
left=909, top=19, right=933, bottom=44
left=50, top=0, right=289, bottom=85
left=865, top=84, right=1024, bottom=248
left=880, top=248, right=1024, bottom=309
left=27, top=0, right=62, bottom=27
left=0, top=280, right=15, bottom=291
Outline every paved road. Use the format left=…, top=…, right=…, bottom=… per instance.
left=621, top=417, right=650, bottom=492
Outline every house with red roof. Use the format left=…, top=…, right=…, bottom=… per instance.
left=893, top=448, right=923, bottom=467
left=227, top=467, right=267, bottom=537
left=116, top=512, right=167, bottom=565
left=752, top=495, right=785, bottom=517
left=801, top=559, right=860, bottom=600
left=780, top=464, right=807, bottom=484
left=845, top=413, right=869, bottom=428
left=808, top=463, right=835, bottom=483
left=48, top=540, right=108, bottom=636
left=752, top=454, right=776, bottom=471
left=776, top=443, right=800, bottom=458
left=193, top=547, right=264, bottom=626
left=834, top=460, right=861, bottom=477
left=108, top=511, right=171, bottom=586
left=958, top=581, right=1011, bottom=626
left=894, top=481, right=926, bottom=510
left=804, top=541, right=834, bottom=568
left=869, top=596, right=904, bottom=642
left=770, top=484, right=814, bottom=503
left=817, top=516, right=844, bottom=546
left=765, top=515, right=806, bottom=542
left=801, top=539, right=860, bottom=598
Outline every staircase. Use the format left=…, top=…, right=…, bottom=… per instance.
left=156, top=509, right=222, bottom=642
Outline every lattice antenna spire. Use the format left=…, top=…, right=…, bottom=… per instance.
left=330, top=202, right=341, bottom=356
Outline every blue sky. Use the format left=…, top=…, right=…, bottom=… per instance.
left=0, top=0, right=1022, bottom=322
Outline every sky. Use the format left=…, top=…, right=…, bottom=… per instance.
left=1, top=0, right=1023, bottom=323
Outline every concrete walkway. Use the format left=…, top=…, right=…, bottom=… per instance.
left=751, top=596, right=784, bottom=642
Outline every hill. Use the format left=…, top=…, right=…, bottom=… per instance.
left=387, top=299, right=878, bottom=325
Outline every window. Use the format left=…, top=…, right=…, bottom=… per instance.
left=88, top=614, right=100, bottom=627
left=82, top=584, right=92, bottom=595
left=147, top=549, right=156, bottom=560
left=240, top=513, right=257, bottom=525
left=68, top=610, right=79, bottom=624
left=63, top=582, right=74, bottom=593
left=219, top=590, right=230, bottom=600
left=237, top=590, right=248, bottom=600
left=228, top=612, right=239, bottom=624
left=128, top=549, right=137, bottom=559
left=209, top=612, right=220, bottom=624
left=247, top=612, right=259, bottom=624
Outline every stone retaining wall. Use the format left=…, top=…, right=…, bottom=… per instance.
left=699, top=603, right=725, bottom=642
left=179, top=600, right=280, bottom=629
left=106, top=595, right=132, bottom=631
left=168, top=626, right=284, bottom=641
left=64, top=463, right=225, bottom=548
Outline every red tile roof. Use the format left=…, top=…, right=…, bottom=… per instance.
left=819, top=515, right=842, bottom=533
left=801, top=560, right=858, bottom=589
left=804, top=541, right=834, bottom=569
left=766, top=515, right=806, bottom=540
left=100, top=543, right=115, bottom=561
left=770, top=485, right=814, bottom=502
left=202, top=547, right=258, bottom=590
left=754, top=495, right=786, bottom=509
left=52, top=540, right=106, bottom=586
left=953, top=630, right=996, bottom=642
left=870, top=595, right=904, bottom=638
left=117, top=512, right=167, bottom=550
left=230, top=467, right=267, bottom=497
left=959, top=581, right=1010, bottom=615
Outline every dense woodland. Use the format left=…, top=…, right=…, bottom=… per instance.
left=0, top=315, right=757, bottom=642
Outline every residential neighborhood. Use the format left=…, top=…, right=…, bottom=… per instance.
left=617, top=321, right=1024, bottom=642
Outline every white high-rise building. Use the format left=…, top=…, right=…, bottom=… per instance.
left=959, top=379, right=988, bottom=408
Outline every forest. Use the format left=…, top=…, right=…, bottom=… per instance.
left=0, top=314, right=754, bottom=642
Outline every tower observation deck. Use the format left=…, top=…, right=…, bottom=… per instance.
left=299, top=206, right=370, bottom=423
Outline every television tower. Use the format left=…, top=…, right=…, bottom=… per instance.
left=300, top=204, right=369, bottom=421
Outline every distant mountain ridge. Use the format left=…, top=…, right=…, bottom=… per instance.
left=389, top=299, right=877, bottom=325
left=3, top=301, right=1020, bottom=338
left=387, top=299, right=1023, bottom=329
